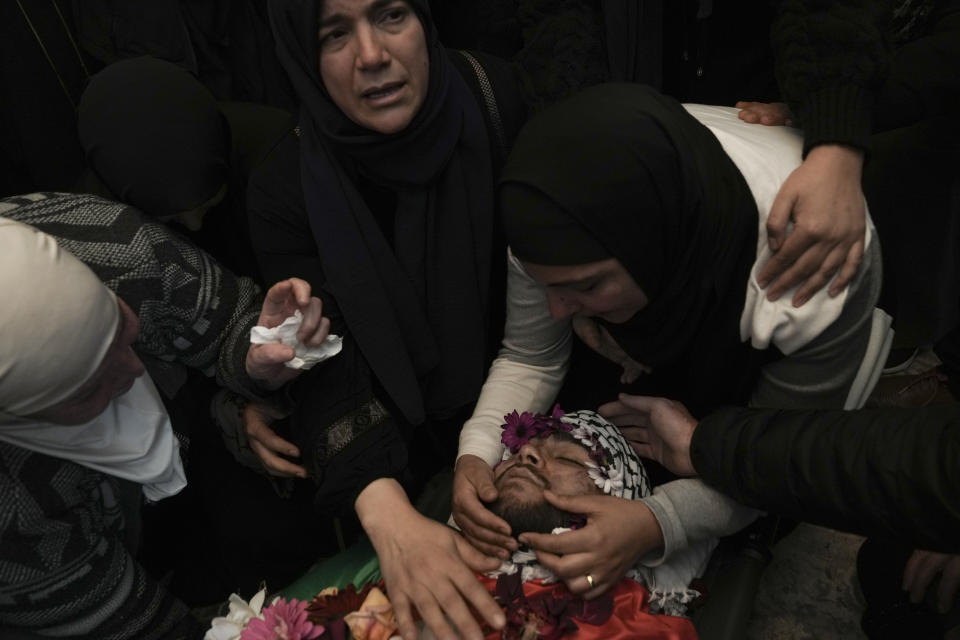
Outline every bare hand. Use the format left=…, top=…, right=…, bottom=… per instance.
left=598, top=394, right=698, bottom=477
left=245, top=278, right=330, bottom=389
left=736, top=101, right=795, bottom=127
left=756, top=144, right=866, bottom=306
left=573, top=316, right=650, bottom=384
left=903, top=550, right=960, bottom=613
left=358, top=479, right=505, bottom=640
left=517, top=491, right=663, bottom=599
left=244, top=402, right=307, bottom=478
left=452, top=455, right=517, bottom=559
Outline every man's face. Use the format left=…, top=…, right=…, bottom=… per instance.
left=489, top=433, right=601, bottom=535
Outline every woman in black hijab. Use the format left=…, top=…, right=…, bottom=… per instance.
left=246, top=0, right=524, bottom=637
left=78, top=55, right=291, bottom=278
left=453, top=83, right=889, bottom=599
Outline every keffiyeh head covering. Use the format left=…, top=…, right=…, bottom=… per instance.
left=269, top=0, right=495, bottom=425
left=501, top=83, right=774, bottom=414
left=500, top=408, right=650, bottom=501
left=0, top=216, right=118, bottom=416
left=497, top=408, right=709, bottom=612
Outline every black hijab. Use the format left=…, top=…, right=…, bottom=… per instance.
left=503, top=83, right=772, bottom=414
left=78, top=56, right=230, bottom=218
left=269, top=0, right=495, bottom=424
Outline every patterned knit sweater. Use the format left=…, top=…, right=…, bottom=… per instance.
left=0, top=192, right=264, bottom=639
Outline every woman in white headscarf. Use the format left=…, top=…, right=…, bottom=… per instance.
left=0, top=216, right=205, bottom=639
left=0, top=197, right=329, bottom=639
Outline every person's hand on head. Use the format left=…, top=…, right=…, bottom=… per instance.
left=756, top=144, right=867, bottom=307
left=518, top=491, right=663, bottom=600
left=735, top=101, right=794, bottom=127
left=452, top=455, right=518, bottom=560
left=903, top=550, right=960, bottom=614
left=245, top=278, right=330, bottom=389
left=598, top=394, right=698, bottom=477
left=244, top=402, right=307, bottom=479
left=356, top=479, right=505, bottom=640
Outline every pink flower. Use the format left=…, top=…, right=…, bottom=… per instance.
left=501, top=410, right=540, bottom=452
left=240, top=598, right=323, bottom=640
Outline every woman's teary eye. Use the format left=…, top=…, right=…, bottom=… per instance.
left=319, top=28, right=347, bottom=46
left=379, top=6, right=408, bottom=24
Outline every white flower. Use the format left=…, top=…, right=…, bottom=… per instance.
left=603, top=465, right=624, bottom=494
left=586, top=463, right=605, bottom=489
left=204, top=588, right=267, bottom=640
left=587, top=462, right=624, bottom=495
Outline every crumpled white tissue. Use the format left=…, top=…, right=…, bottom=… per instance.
left=249, top=310, right=343, bottom=369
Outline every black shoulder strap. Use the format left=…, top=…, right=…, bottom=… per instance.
left=452, top=49, right=508, bottom=166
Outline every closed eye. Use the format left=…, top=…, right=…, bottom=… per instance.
left=558, top=457, right=586, bottom=468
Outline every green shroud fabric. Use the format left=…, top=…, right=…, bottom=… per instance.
left=280, top=539, right=382, bottom=601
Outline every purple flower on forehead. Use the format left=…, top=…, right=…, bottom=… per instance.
left=501, top=410, right=539, bottom=453
left=531, top=404, right=570, bottom=436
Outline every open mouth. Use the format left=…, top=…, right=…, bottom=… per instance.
left=362, top=81, right=404, bottom=101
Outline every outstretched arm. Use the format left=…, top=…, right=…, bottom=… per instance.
left=356, top=478, right=504, bottom=640
left=693, top=403, right=960, bottom=553
left=455, top=251, right=572, bottom=557
left=603, top=394, right=960, bottom=554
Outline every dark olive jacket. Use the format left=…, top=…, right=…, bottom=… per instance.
left=693, top=403, right=960, bottom=552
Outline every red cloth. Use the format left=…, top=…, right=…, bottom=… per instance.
left=477, top=575, right=698, bottom=639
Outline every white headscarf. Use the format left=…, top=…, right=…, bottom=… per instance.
left=0, top=217, right=186, bottom=500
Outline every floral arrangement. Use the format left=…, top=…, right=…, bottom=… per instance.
left=492, top=571, right=614, bottom=640
left=205, top=581, right=397, bottom=640
left=500, top=404, right=570, bottom=453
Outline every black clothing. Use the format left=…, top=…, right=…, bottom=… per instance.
left=605, top=1, right=892, bottom=155
left=500, top=83, right=769, bottom=415
left=268, top=0, right=512, bottom=426
left=693, top=404, right=960, bottom=553
left=250, top=0, right=525, bottom=510
left=867, top=0, right=960, bottom=348
left=875, top=0, right=960, bottom=133
left=0, top=1, right=92, bottom=197
left=769, top=1, right=890, bottom=155
left=76, top=56, right=293, bottom=279
left=72, top=0, right=297, bottom=109
left=79, top=56, right=230, bottom=219
left=857, top=537, right=960, bottom=639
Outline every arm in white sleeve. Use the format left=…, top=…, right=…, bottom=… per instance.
left=640, top=480, right=761, bottom=566
left=457, top=250, right=572, bottom=466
